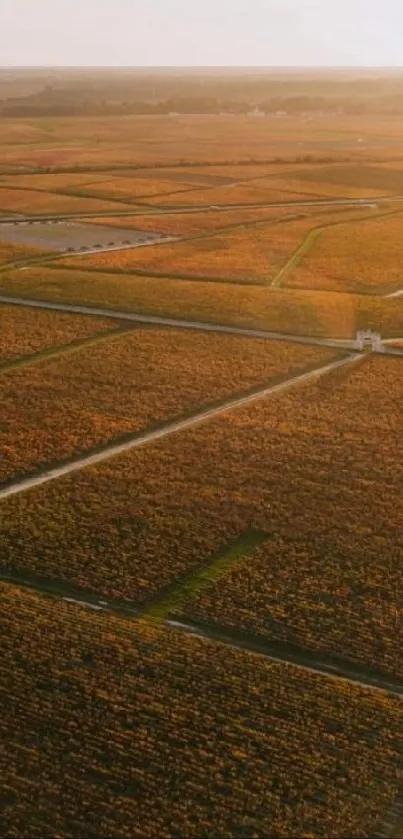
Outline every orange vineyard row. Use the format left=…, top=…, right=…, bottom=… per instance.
left=0, top=304, right=115, bottom=363
left=1, top=584, right=402, bottom=839
left=1, top=356, right=402, bottom=680
left=3, top=265, right=403, bottom=338
left=0, top=330, right=331, bottom=482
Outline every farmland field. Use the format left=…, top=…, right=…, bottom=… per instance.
left=1, top=356, right=402, bottom=680
left=58, top=214, right=365, bottom=282
left=84, top=205, right=303, bottom=236
left=2, top=93, right=403, bottom=839
left=0, top=187, right=136, bottom=215
left=0, top=241, right=53, bottom=265
left=3, top=264, right=403, bottom=338
left=0, top=303, right=116, bottom=363
left=286, top=212, right=403, bottom=293
left=1, top=584, right=402, bottom=839
left=0, top=331, right=331, bottom=483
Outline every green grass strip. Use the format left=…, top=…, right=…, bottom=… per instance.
left=141, top=529, right=269, bottom=622
left=271, top=228, right=322, bottom=289
left=0, top=325, right=135, bottom=375
left=271, top=206, right=403, bottom=289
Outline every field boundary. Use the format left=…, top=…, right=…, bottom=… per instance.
left=0, top=294, right=359, bottom=346
left=271, top=206, right=403, bottom=289
left=0, top=324, right=135, bottom=375
left=166, top=618, right=403, bottom=699
left=1, top=575, right=402, bottom=700
left=138, top=530, right=269, bottom=621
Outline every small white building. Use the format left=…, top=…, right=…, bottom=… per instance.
left=354, top=330, right=385, bottom=352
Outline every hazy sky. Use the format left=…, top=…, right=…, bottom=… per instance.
left=1, top=0, right=402, bottom=67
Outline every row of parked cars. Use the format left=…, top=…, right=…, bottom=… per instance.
left=63, top=236, right=157, bottom=253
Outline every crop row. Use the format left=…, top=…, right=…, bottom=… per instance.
left=2, top=584, right=402, bottom=839
left=1, top=356, right=402, bottom=679
left=0, top=304, right=115, bottom=364
left=0, top=330, right=331, bottom=483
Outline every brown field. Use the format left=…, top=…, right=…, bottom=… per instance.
left=1, top=355, right=401, bottom=679
left=2, top=585, right=402, bottom=839
left=0, top=241, right=52, bottom=265
left=59, top=217, right=331, bottom=281
left=287, top=212, right=403, bottom=293
left=2, top=106, right=403, bottom=839
left=0, top=331, right=330, bottom=483
left=59, top=207, right=392, bottom=282
left=74, top=176, right=203, bottom=200
left=0, top=355, right=347, bottom=604
left=0, top=187, right=135, bottom=215
left=0, top=303, right=115, bottom=363
left=0, top=172, right=120, bottom=191
left=84, top=206, right=299, bottom=237
left=3, top=264, right=403, bottom=337
left=283, top=163, right=403, bottom=195
left=2, top=113, right=403, bottom=171
left=141, top=181, right=320, bottom=207
left=177, top=355, right=403, bottom=679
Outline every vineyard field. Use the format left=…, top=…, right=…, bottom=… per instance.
left=59, top=217, right=322, bottom=281
left=3, top=265, right=403, bottom=338
left=0, top=303, right=116, bottom=363
left=1, top=356, right=401, bottom=677
left=1, top=584, right=402, bottom=839
left=0, top=330, right=332, bottom=483
left=0, top=187, right=135, bottom=215
left=287, top=212, right=403, bottom=293
left=0, top=242, right=52, bottom=265
left=84, top=206, right=300, bottom=237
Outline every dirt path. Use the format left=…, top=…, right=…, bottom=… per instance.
left=0, top=353, right=360, bottom=502
left=166, top=619, right=403, bottom=700
left=1, top=574, right=401, bottom=700
left=0, top=324, right=134, bottom=375
left=0, top=294, right=358, bottom=350
left=1, top=194, right=403, bottom=225
left=271, top=206, right=403, bottom=289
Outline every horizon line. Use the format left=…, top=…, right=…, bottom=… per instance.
left=2, top=64, right=403, bottom=71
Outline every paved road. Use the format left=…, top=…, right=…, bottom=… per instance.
left=0, top=353, right=361, bottom=502
left=1, top=195, right=402, bottom=225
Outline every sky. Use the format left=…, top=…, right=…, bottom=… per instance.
left=1, top=0, right=402, bottom=68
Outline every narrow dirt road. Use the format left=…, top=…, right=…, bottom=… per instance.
left=166, top=620, right=403, bottom=700
left=1, top=194, right=402, bottom=225
left=0, top=353, right=360, bottom=502
left=0, top=294, right=356, bottom=351
left=2, top=294, right=403, bottom=356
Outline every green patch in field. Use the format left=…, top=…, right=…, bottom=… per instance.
left=141, top=529, right=269, bottom=622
